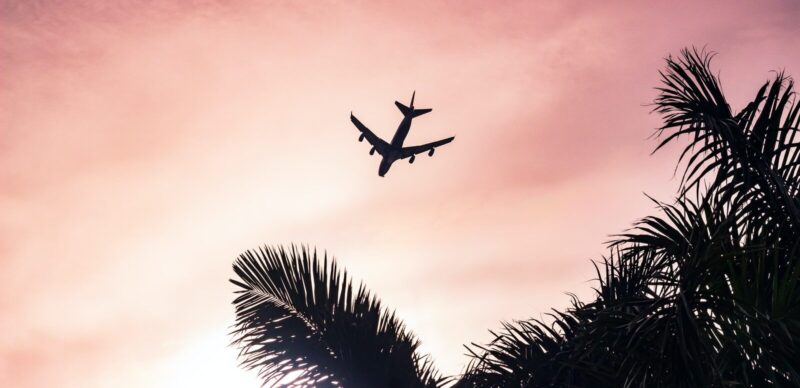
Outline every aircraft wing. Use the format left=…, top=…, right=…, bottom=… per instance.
left=351, top=113, right=390, bottom=155
left=400, top=136, right=455, bottom=159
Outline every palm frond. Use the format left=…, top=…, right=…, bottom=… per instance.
left=653, top=47, right=800, bottom=232
left=455, top=305, right=610, bottom=388
left=230, top=245, right=443, bottom=388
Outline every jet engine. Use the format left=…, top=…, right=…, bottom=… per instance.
left=369, top=147, right=376, bottom=155
left=409, top=155, right=415, bottom=163
left=359, top=134, right=365, bottom=142
left=429, top=148, right=435, bottom=156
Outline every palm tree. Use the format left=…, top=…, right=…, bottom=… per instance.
left=458, top=48, right=800, bottom=387
left=230, top=48, right=800, bottom=387
left=230, top=246, right=444, bottom=388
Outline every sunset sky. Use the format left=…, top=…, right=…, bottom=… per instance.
left=2, top=1, right=800, bottom=386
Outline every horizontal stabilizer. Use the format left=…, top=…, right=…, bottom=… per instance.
left=395, top=101, right=432, bottom=118
left=411, top=108, right=432, bottom=117
left=395, top=101, right=412, bottom=116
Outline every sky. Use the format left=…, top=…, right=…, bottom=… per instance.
left=2, top=1, right=800, bottom=386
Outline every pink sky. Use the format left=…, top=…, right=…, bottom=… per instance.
left=2, top=1, right=800, bottom=386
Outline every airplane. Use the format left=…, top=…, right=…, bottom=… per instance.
left=350, top=91, right=455, bottom=177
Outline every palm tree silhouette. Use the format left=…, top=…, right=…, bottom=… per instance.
left=457, top=48, right=800, bottom=387
left=230, top=48, right=800, bottom=387
left=230, top=246, right=444, bottom=387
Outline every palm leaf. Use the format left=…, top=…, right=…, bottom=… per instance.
left=230, top=245, right=443, bottom=388
left=653, top=47, right=800, bottom=232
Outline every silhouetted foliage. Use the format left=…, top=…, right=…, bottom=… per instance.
left=230, top=246, right=443, bottom=387
left=230, top=48, right=800, bottom=387
left=458, top=48, right=800, bottom=388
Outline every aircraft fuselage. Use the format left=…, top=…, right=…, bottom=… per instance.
left=390, top=116, right=413, bottom=148
left=378, top=116, right=414, bottom=176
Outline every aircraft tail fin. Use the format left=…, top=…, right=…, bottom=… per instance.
left=395, top=91, right=431, bottom=117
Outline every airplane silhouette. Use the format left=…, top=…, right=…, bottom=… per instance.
left=350, top=92, right=455, bottom=177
